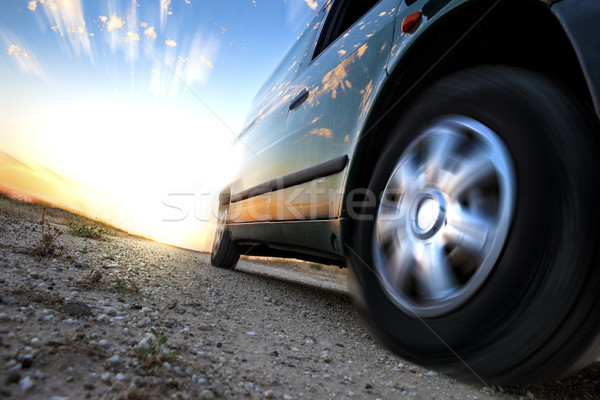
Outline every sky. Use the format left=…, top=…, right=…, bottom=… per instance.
left=0, top=0, right=321, bottom=250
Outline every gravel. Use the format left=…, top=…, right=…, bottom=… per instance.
left=1, top=197, right=599, bottom=399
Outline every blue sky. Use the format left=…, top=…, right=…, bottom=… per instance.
left=0, top=0, right=321, bottom=249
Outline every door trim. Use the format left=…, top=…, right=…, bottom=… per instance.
left=230, top=155, right=348, bottom=203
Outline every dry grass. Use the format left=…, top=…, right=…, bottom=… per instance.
left=0, top=192, right=123, bottom=241
left=31, top=208, right=64, bottom=257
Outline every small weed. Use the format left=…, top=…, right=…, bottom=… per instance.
left=80, top=247, right=88, bottom=254
left=309, top=263, right=323, bottom=271
left=113, top=278, right=138, bottom=293
left=31, top=208, right=64, bottom=257
left=67, top=221, right=109, bottom=240
left=137, top=328, right=181, bottom=365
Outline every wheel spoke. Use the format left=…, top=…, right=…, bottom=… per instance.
left=443, top=205, right=494, bottom=257
left=376, top=213, right=406, bottom=243
left=415, top=242, right=458, bottom=300
left=424, top=131, right=462, bottom=184
left=387, top=242, right=415, bottom=291
left=390, top=155, right=421, bottom=200
left=441, top=150, right=495, bottom=197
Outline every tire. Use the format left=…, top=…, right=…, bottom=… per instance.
left=210, top=205, right=240, bottom=269
left=348, top=66, right=600, bottom=384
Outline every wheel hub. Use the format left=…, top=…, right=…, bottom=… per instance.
left=411, top=190, right=446, bottom=240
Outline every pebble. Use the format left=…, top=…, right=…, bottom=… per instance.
left=426, top=370, right=438, bottom=377
left=6, top=370, right=21, bottom=383
left=89, top=270, right=102, bottom=282
left=50, top=396, right=69, bottom=400
left=1, top=296, right=16, bottom=305
left=263, top=390, right=274, bottom=399
left=482, top=387, right=494, bottom=395
left=115, top=373, right=126, bottom=381
left=132, top=376, right=143, bottom=387
left=19, top=375, right=35, bottom=392
left=30, top=337, right=41, bottom=347
left=62, top=300, right=93, bottom=317
left=199, top=389, right=215, bottom=400
left=103, top=307, right=118, bottom=316
left=100, top=372, right=112, bottom=383
left=107, top=355, right=121, bottom=365
left=97, top=313, right=110, bottom=322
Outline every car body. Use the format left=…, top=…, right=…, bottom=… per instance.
left=211, top=0, right=600, bottom=384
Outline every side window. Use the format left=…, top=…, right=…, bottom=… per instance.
left=313, top=0, right=380, bottom=59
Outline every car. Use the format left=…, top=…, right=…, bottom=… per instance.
left=210, top=0, right=600, bottom=384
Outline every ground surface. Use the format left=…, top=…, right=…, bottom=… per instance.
left=1, top=196, right=599, bottom=399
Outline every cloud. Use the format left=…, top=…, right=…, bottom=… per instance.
left=200, top=56, right=213, bottom=69
left=165, top=39, right=177, bottom=47
left=144, top=26, right=157, bottom=40
left=99, top=15, right=107, bottom=23
left=25, top=1, right=92, bottom=60
left=105, top=13, right=125, bottom=32
left=160, top=0, right=172, bottom=27
left=150, top=32, right=219, bottom=98
left=140, top=21, right=148, bottom=28
left=126, top=32, right=140, bottom=42
left=304, top=0, right=318, bottom=10
left=2, top=31, right=46, bottom=80
left=34, top=0, right=94, bottom=61
left=7, top=44, right=22, bottom=56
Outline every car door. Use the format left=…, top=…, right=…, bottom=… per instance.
left=272, top=0, right=399, bottom=221
left=227, top=14, right=323, bottom=223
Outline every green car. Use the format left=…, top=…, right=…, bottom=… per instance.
left=211, top=0, right=600, bottom=384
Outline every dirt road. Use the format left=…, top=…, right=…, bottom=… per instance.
left=1, top=196, right=599, bottom=399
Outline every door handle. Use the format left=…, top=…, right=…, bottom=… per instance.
left=289, top=89, right=309, bottom=110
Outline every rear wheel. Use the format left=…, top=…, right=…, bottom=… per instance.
left=349, top=66, right=600, bottom=383
left=210, top=206, right=240, bottom=269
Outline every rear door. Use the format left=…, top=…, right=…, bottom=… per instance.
left=228, top=8, right=325, bottom=223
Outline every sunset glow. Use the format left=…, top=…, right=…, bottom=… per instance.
left=1, top=0, right=320, bottom=251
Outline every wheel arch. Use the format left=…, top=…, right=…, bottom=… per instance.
left=341, top=0, right=598, bottom=226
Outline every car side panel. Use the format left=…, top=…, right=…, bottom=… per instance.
left=270, top=0, right=399, bottom=220
left=228, top=14, right=324, bottom=202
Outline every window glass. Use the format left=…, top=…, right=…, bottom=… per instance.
left=313, top=0, right=380, bottom=59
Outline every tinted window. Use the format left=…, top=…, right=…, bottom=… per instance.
left=313, top=0, right=380, bottom=59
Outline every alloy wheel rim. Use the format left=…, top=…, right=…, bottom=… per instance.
left=213, top=208, right=228, bottom=251
left=373, top=115, right=516, bottom=318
